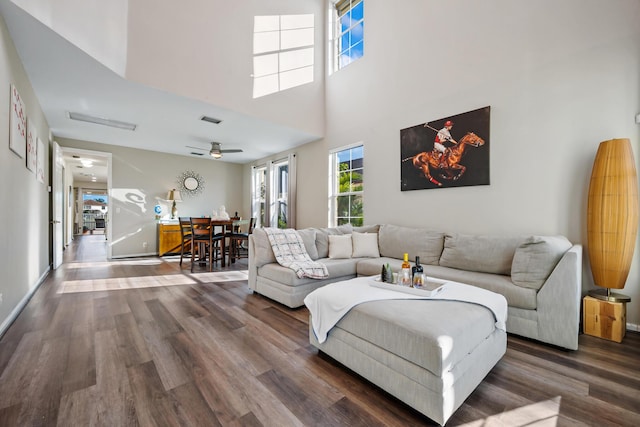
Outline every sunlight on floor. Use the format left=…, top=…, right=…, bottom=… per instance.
left=458, top=396, right=560, bottom=427
left=58, top=270, right=249, bottom=293
left=65, top=259, right=164, bottom=269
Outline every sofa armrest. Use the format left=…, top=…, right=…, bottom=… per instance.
left=536, top=244, right=582, bottom=350
left=248, top=234, right=258, bottom=292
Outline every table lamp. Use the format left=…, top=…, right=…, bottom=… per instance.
left=167, top=189, right=182, bottom=219
left=587, top=138, right=638, bottom=302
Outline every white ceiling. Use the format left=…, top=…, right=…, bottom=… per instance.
left=0, top=1, right=320, bottom=183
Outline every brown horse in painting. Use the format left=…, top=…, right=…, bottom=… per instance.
left=411, top=132, right=485, bottom=186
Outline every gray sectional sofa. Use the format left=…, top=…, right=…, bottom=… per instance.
left=248, top=223, right=582, bottom=350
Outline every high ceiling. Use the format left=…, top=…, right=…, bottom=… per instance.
left=0, top=1, right=320, bottom=183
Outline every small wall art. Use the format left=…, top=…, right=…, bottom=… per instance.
left=26, top=118, right=37, bottom=172
left=36, top=138, right=45, bottom=184
left=9, top=84, right=26, bottom=158
left=400, top=106, right=490, bottom=191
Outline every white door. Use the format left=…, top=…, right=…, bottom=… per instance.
left=52, top=141, right=64, bottom=269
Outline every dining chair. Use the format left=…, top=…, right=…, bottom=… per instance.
left=218, top=216, right=240, bottom=264
left=178, top=217, right=192, bottom=266
left=190, top=217, right=224, bottom=272
left=229, top=217, right=255, bottom=263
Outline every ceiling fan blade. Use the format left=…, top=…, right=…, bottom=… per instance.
left=220, top=149, right=243, bottom=153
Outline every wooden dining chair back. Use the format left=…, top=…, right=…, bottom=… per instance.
left=190, top=217, right=224, bottom=272
left=229, top=217, right=255, bottom=263
left=178, top=217, right=192, bottom=266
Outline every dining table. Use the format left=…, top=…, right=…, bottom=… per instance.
left=209, top=218, right=250, bottom=265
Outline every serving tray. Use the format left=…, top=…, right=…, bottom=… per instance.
left=370, top=278, right=446, bottom=297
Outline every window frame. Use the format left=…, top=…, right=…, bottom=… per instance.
left=328, top=143, right=364, bottom=227
left=331, top=0, right=364, bottom=72
left=252, top=154, right=297, bottom=229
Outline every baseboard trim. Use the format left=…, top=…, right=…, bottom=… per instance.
left=0, top=267, right=51, bottom=338
left=110, top=252, right=157, bottom=259
left=626, top=323, right=639, bottom=332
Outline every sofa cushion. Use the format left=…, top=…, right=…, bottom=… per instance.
left=258, top=258, right=358, bottom=287
left=353, top=224, right=380, bottom=234
left=352, top=232, right=380, bottom=258
left=297, top=228, right=319, bottom=260
left=378, top=224, right=444, bottom=265
left=511, top=236, right=572, bottom=290
left=426, top=265, right=538, bottom=310
left=439, top=234, right=523, bottom=275
left=329, top=234, right=353, bottom=259
left=315, top=224, right=353, bottom=258
left=250, top=227, right=277, bottom=267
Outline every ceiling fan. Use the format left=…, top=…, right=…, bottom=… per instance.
left=186, top=142, right=243, bottom=159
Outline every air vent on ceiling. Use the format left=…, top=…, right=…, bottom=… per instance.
left=68, top=111, right=137, bottom=131
left=190, top=152, right=204, bottom=156
left=200, top=115, right=222, bottom=125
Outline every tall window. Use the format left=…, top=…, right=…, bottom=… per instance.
left=332, top=0, right=364, bottom=71
left=329, top=145, right=363, bottom=226
left=253, top=14, right=315, bottom=98
left=270, top=159, right=289, bottom=228
left=252, top=154, right=297, bottom=229
left=251, top=166, right=267, bottom=228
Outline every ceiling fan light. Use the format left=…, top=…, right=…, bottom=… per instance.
left=210, top=142, right=223, bottom=158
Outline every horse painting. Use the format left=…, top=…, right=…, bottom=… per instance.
left=410, top=132, right=485, bottom=187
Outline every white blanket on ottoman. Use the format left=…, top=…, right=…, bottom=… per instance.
left=264, top=227, right=329, bottom=279
left=304, top=276, right=507, bottom=343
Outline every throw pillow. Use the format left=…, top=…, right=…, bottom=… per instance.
left=315, top=224, right=354, bottom=258
left=353, top=224, right=380, bottom=234
left=439, top=233, right=523, bottom=275
left=297, top=228, right=319, bottom=260
left=328, top=234, right=353, bottom=259
left=351, top=232, right=380, bottom=258
left=378, top=224, right=444, bottom=265
left=511, top=235, right=572, bottom=290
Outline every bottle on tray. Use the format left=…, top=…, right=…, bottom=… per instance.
left=400, top=253, right=412, bottom=286
left=412, top=256, right=424, bottom=288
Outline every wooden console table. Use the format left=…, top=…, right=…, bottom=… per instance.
left=158, top=222, right=183, bottom=256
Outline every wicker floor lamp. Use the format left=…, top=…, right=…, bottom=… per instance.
left=587, top=138, right=638, bottom=302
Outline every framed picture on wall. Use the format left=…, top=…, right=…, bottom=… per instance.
left=400, top=106, right=490, bottom=191
left=9, top=84, right=27, bottom=158
left=26, top=118, right=37, bottom=172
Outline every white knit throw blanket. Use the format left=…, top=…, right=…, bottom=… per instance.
left=264, top=228, right=329, bottom=279
left=304, top=276, right=508, bottom=343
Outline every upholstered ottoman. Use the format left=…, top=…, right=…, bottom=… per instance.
left=307, top=280, right=507, bottom=426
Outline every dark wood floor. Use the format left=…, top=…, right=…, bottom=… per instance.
left=0, top=235, right=638, bottom=426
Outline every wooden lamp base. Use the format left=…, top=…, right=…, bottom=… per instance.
left=583, top=295, right=627, bottom=343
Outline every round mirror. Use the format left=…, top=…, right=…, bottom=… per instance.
left=177, top=170, right=205, bottom=196
left=184, top=177, right=199, bottom=191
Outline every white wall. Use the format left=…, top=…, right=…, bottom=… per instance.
left=126, top=0, right=326, bottom=138
left=252, top=0, right=640, bottom=326
left=11, top=0, right=128, bottom=75
left=58, top=138, right=245, bottom=258
left=0, top=12, right=51, bottom=334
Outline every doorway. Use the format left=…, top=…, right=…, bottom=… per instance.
left=53, top=146, right=112, bottom=265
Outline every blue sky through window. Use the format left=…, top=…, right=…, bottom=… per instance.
left=337, top=1, right=364, bottom=69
